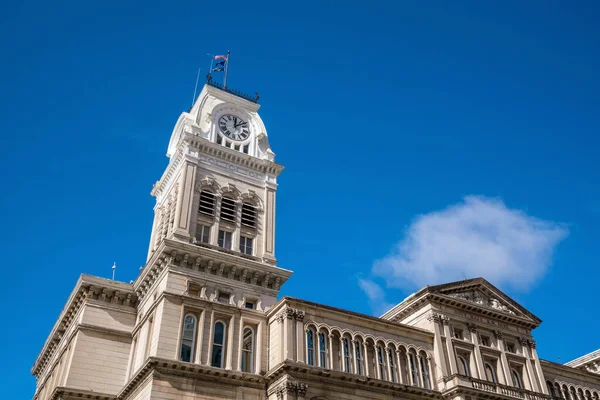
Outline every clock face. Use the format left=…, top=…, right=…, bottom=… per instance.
left=218, top=114, right=250, bottom=141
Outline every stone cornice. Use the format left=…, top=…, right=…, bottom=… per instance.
left=541, top=359, right=600, bottom=382
left=119, top=357, right=266, bottom=399
left=388, top=291, right=540, bottom=330
left=48, top=387, right=116, bottom=400
left=265, top=360, right=441, bottom=399
left=268, top=297, right=434, bottom=339
left=135, top=239, right=292, bottom=301
left=31, top=275, right=137, bottom=377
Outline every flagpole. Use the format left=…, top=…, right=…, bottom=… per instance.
left=224, top=50, right=231, bottom=88
left=207, top=53, right=214, bottom=80
left=192, top=67, right=201, bottom=106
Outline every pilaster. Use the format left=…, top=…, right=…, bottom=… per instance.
left=173, top=160, right=197, bottom=241
left=441, top=316, right=457, bottom=375
left=468, top=323, right=485, bottom=379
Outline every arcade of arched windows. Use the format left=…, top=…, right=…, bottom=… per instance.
left=304, top=322, right=433, bottom=390
left=193, top=180, right=264, bottom=256
left=546, top=380, right=600, bottom=400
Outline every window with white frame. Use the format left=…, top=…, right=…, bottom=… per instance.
left=377, top=345, right=387, bottom=381
left=420, top=352, right=431, bottom=389
left=343, top=338, right=353, bottom=373
left=485, top=361, right=498, bottom=383
left=180, top=314, right=197, bottom=363
left=409, top=350, right=420, bottom=385
left=389, top=348, right=398, bottom=383
left=241, top=202, right=257, bottom=228
left=318, top=332, right=328, bottom=368
left=241, top=327, right=254, bottom=373
left=195, top=224, right=211, bottom=244
left=220, top=197, right=237, bottom=222
left=218, top=230, right=232, bottom=249
left=355, top=340, right=364, bottom=375
left=239, top=236, right=253, bottom=255
left=511, top=367, right=524, bottom=389
left=457, top=354, right=471, bottom=377
left=199, top=190, right=216, bottom=216
left=211, top=321, right=226, bottom=368
left=307, top=330, right=315, bottom=366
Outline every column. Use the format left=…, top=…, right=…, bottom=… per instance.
left=396, top=350, right=405, bottom=384
left=236, top=317, right=244, bottom=371
left=206, top=310, right=215, bottom=366
left=352, top=340, right=359, bottom=375
left=256, top=321, right=264, bottom=374
left=328, top=334, right=334, bottom=370
left=225, top=314, right=236, bottom=369
left=173, top=161, right=196, bottom=240
left=363, top=342, right=370, bottom=377
left=339, top=337, right=345, bottom=371
left=263, top=188, right=276, bottom=261
left=296, top=315, right=305, bottom=363
left=519, top=338, right=538, bottom=392
left=283, top=310, right=294, bottom=360
left=529, top=340, right=548, bottom=395
left=374, top=345, right=381, bottom=380
left=194, top=309, right=206, bottom=364
left=428, top=314, right=449, bottom=378
left=427, top=355, right=435, bottom=389
left=406, top=352, right=414, bottom=385
left=468, top=324, right=485, bottom=379
left=442, top=317, right=458, bottom=375
left=495, top=330, right=511, bottom=385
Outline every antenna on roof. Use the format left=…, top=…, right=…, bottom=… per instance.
left=112, top=262, right=116, bottom=281
left=191, top=67, right=201, bottom=106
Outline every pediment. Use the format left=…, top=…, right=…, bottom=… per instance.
left=429, top=278, right=540, bottom=324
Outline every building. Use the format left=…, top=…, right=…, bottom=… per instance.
left=31, top=79, right=600, bottom=400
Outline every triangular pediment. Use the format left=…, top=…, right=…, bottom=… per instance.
left=428, top=278, right=541, bottom=324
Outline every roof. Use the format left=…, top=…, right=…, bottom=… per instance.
left=381, top=277, right=542, bottom=328
left=565, top=349, right=600, bottom=368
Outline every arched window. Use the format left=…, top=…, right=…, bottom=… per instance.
left=547, top=382, right=556, bottom=397
left=307, top=330, right=315, bottom=366
left=592, top=391, right=599, bottom=400
left=511, top=368, right=523, bottom=389
left=555, top=384, right=563, bottom=399
left=570, top=387, right=578, bottom=400
left=355, top=340, right=364, bottom=375
left=180, top=314, right=197, bottom=362
left=389, top=348, right=398, bottom=383
left=199, top=190, right=216, bottom=215
left=563, top=385, right=570, bottom=400
left=377, top=345, right=387, bottom=381
left=457, top=355, right=470, bottom=377
left=343, top=338, right=353, bottom=373
left=318, top=332, right=328, bottom=368
left=485, top=362, right=498, bottom=384
left=577, top=389, right=585, bottom=400
left=241, top=203, right=257, bottom=228
left=220, top=196, right=237, bottom=222
left=211, top=321, right=226, bottom=368
left=409, top=351, right=420, bottom=385
left=241, top=327, right=254, bottom=373
left=420, top=353, right=431, bottom=389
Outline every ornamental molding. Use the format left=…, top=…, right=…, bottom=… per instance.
left=135, top=244, right=290, bottom=301
left=275, top=307, right=305, bottom=323
left=447, top=291, right=516, bottom=315
left=271, top=380, right=309, bottom=399
left=194, top=176, right=220, bottom=193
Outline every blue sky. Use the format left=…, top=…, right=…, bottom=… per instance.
left=1, top=0, right=599, bottom=394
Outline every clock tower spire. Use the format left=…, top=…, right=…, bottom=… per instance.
left=142, top=78, right=289, bottom=311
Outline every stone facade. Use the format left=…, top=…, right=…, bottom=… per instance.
left=31, top=81, right=600, bottom=400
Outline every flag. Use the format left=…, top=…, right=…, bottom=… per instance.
left=215, top=55, right=228, bottom=61
left=213, top=67, right=224, bottom=72
left=215, top=60, right=225, bottom=67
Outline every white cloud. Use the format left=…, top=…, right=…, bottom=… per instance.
left=357, top=278, right=394, bottom=316
left=365, top=196, right=568, bottom=298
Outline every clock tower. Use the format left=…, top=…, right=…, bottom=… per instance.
left=143, top=78, right=290, bottom=312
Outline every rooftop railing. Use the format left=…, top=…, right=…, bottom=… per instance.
left=206, top=77, right=259, bottom=103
